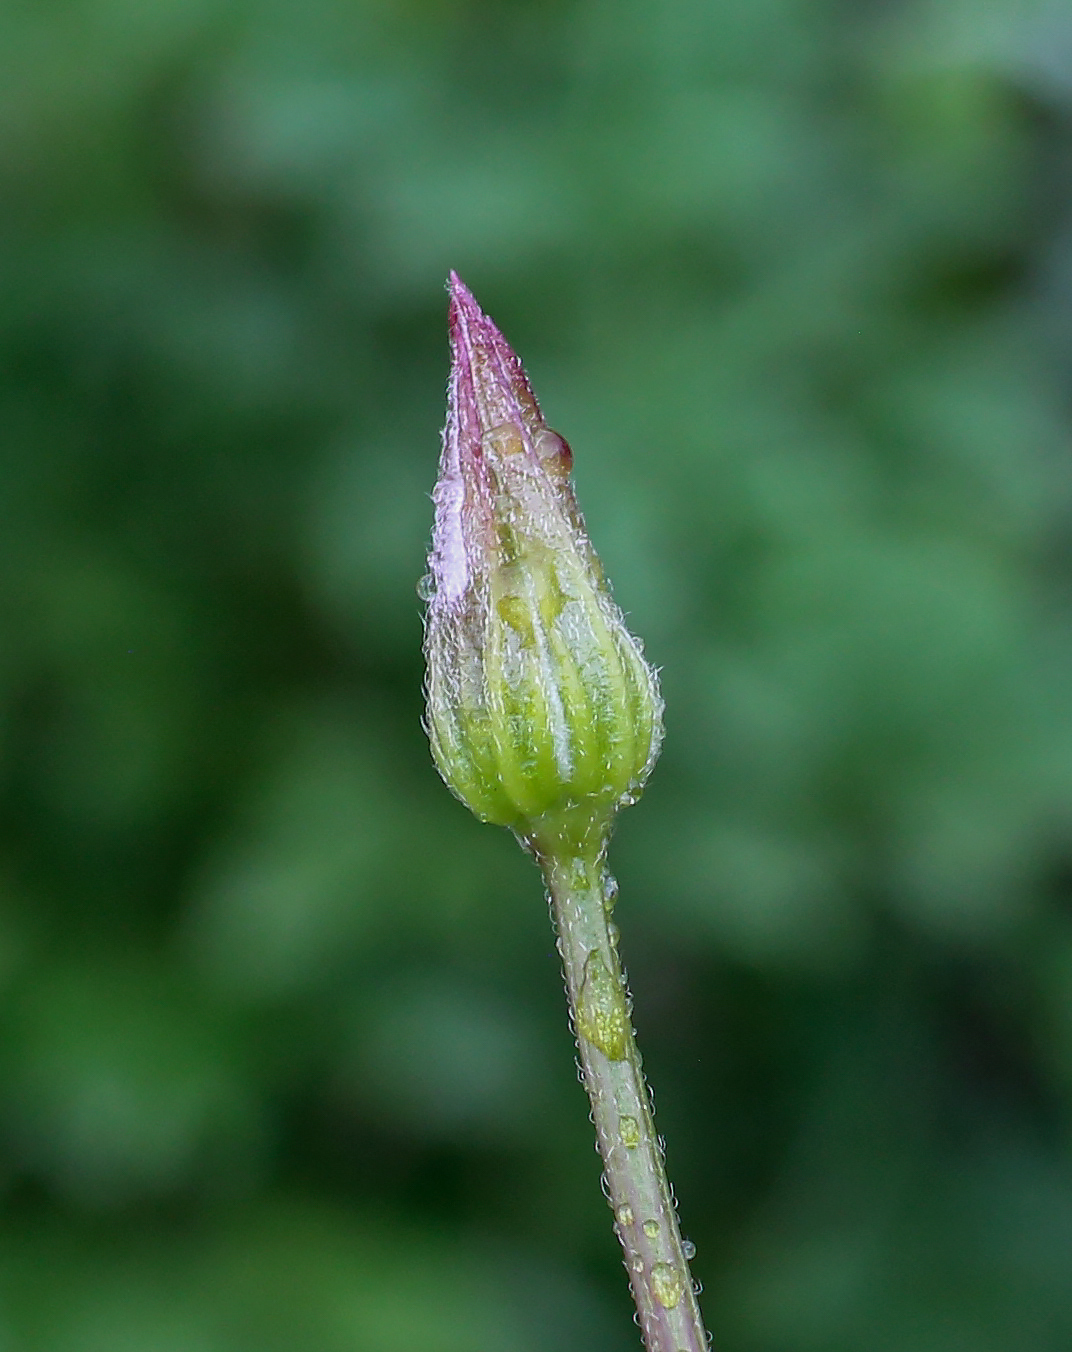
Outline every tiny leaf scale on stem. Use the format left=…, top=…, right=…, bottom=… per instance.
left=422, top=273, right=709, bottom=1352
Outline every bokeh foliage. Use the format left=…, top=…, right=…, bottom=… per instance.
left=3, top=0, right=1072, bottom=1347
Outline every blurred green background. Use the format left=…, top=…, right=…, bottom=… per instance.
left=3, top=0, right=1072, bottom=1348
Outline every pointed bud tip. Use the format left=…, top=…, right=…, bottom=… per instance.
left=444, top=273, right=543, bottom=445
left=447, top=269, right=477, bottom=312
left=447, top=270, right=494, bottom=344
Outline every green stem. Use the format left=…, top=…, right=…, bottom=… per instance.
left=539, top=846, right=709, bottom=1352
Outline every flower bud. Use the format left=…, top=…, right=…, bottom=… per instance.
left=422, top=273, right=662, bottom=850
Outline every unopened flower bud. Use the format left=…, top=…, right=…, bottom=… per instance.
left=422, top=273, right=662, bottom=849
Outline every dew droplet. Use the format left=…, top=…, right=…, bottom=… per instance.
left=643, top=1218, right=660, bottom=1239
left=616, top=1203, right=634, bottom=1227
left=534, top=427, right=573, bottom=475
left=607, top=922, right=620, bottom=948
left=497, top=593, right=535, bottom=642
left=416, top=573, right=436, bottom=601
left=576, top=950, right=628, bottom=1060
left=602, top=875, right=619, bottom=912
left=682, top=1239, right=697, bottom=1260
left=651, top=1262, right=684, bottom=1310
left=619, top=1115, right=640, bottom=1149
left=483, top=423, right=525, bottom=458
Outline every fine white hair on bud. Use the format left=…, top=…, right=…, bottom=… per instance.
left=422, top=272, right=663, bottom=852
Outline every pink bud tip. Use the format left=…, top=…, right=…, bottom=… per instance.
left=430, top=274, right=552, bottom=608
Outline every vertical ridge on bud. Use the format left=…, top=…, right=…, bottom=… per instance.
left=423, top=273, right=663, bottom=850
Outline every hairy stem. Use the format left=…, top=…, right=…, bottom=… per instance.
left=540, top=848, right=709, bottom=1352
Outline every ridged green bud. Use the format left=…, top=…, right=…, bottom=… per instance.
left=422, top=273, right=663, bottom=851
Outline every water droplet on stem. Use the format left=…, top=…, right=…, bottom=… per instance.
left=619, top=1115, right=640, bottom=1149
left=576, top=949, right=628, bottom=1059
left=651, top=1262, right=684, bottom=1310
